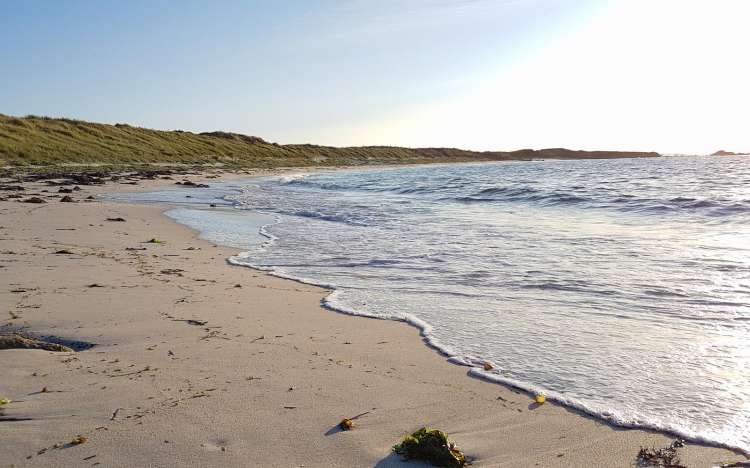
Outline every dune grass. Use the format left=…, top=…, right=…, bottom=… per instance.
left=0, top=114, right=659, bottom=171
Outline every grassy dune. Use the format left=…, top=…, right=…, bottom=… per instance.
left=0, top=114, right=660, bottom=170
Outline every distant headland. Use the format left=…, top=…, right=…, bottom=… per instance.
left=0, top=114, right=660, bottom=171
left=711, top=150, right=749, bottom=156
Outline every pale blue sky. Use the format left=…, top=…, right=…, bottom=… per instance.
left=2, top=0, right=748, bottom=153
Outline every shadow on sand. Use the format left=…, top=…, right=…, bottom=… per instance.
left=373, top=452, right=432, bottom=468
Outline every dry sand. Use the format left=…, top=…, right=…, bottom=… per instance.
left=0, top=172, right=745, bottom=467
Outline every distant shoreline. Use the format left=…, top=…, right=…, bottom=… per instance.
left=711, top=150, right=750, bottom=156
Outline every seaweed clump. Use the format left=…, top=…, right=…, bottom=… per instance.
left=0, top=334, right=73, bottom=352
left=393, top=427, right=466, bottom=467
left=636, top=439, right=686, bottom=468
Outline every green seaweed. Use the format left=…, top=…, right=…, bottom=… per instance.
left=393, top=427, right=466, bottom=467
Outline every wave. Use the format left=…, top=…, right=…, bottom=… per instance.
left=449, top=186, right=750, bottom=216
left=289, top=209, right=366, bottom=226
left=277, top=172, right=750, bottom=220
left=286, top=179, right=349, bottom=191
left=277, top=172, right=312, bottom=184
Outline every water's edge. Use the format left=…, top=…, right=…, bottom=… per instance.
left=107, top=173, right=748, bottom=458
left=224, top=214, right=747, bottom=457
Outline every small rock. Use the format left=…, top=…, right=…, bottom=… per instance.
left=22, top=197, right=46, bottom=204
left=179, top=180, right=210, bottom=187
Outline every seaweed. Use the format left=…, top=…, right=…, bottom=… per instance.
left=636, top=439, right=686, bottom=467
left=0, top=334, right=74, bottom=352
left=393, top=427, right=466, bottom=467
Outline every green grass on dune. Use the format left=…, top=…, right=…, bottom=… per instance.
left=0, top=114, right=660, bottom=170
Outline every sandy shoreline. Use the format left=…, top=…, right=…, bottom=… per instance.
left=1, top=171, right=746, bottom=467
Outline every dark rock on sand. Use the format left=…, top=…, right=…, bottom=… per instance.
left=22, top=197, right=46, bottom=203
left=60, top=196, right=74, bottom=202
left=58, top=187, right=73, bottom=193
left=70, top=174, right=105, bottom=185
left=176, top=180, right=209, bottom=188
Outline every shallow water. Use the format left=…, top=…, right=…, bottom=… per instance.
left=117, top=156, right=750, bottom=453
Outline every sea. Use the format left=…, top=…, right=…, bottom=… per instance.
left=111, top=155, right=750, bottom=454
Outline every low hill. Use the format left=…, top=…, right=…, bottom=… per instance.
left=0, top=114, right=660, bottom=169
left=711, top=150, right=749, bottom=156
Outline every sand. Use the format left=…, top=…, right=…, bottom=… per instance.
left=0, top=172, right=745, bottom=467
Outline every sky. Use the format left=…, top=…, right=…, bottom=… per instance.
left=1, top=0, right=748, bottom=154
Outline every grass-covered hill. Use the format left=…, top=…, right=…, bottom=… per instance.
left=0, top=114, right=660, bottom=170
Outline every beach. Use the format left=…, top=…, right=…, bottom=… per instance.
left=1, top=172, right=745, bottom=467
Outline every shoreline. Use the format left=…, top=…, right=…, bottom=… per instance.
left=1, top=169, right=746, bottom=467
left=157, top=171, right=750, bottom=458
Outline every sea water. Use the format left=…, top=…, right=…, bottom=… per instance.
left=114, top=156, right=750, bottom=454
